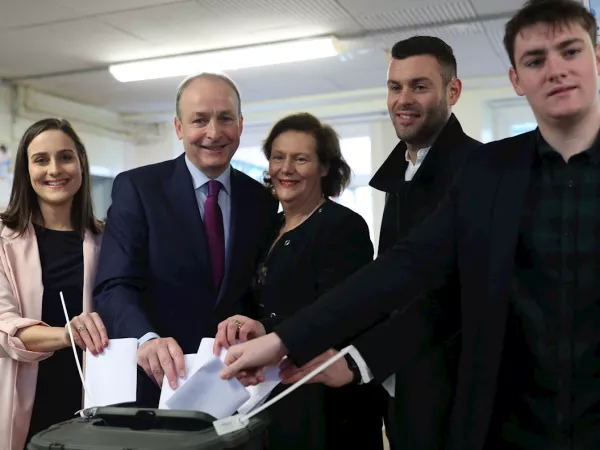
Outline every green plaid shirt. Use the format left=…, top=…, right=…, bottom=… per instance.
left=500, top=132, right=600, bottom=448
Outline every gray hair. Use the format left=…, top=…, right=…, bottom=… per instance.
left=175, top=72, right=242, bottom=119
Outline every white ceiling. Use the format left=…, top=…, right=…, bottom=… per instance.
left=0, top=0, right=526, bottom=115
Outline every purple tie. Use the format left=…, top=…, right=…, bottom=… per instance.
left=204, top=180, right=224, bottom=291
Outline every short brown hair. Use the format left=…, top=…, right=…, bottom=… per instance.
left=391, top=36, right=457, bottom=85
left=262, top=113, right=352, bottom=198
left=0, top=118, right=102, bottom=238
left=504, top=0, right=597, bottom=68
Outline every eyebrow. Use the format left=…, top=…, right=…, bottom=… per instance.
left=191, top=110, right=235, bottom=118
left=519, top=38, right=584, bottom=64
left=29, top=148, right=74, bottom=159
left=387, top=76, right=433, bottom=85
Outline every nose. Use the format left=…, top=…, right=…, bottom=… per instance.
left=397, top=89, right=414, bottom=108
left=205, top=119, right=222, bottom=140
left=281, top=157, right=294, bottom=174
left=48, top=159, right=60, bottom=176
left=546, top=53, right=568, bottom=82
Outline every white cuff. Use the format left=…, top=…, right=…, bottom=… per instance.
left=346, top=345, right=374, bottom=384
left=382, top=374, right=395, bottom=398
left=138, top=332, right=160, bottom=348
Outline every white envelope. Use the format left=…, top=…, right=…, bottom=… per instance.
left=158, top=354, right=200, bottom=409
left=84, top=338, right=137, bottom=408
left=165, top=356, right=250, bottom=418
left=197, top=337, right=282, bottom=415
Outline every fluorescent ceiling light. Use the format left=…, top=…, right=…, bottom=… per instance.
left=109, top=37, right=340, bottom=83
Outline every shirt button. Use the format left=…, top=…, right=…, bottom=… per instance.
left=270, top=312, right=277, bottom=317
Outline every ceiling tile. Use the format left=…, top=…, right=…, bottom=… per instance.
left=471, top=0, right=526, bottom=16
left=0, top=18, right=152, bottom=76
left=0, top=0, right=81, bottom=30
left=53, top=0, right=187, bottom=16
left=339, top=0, right=459, bottom=17
left=356, top=1, right=477, bottom=30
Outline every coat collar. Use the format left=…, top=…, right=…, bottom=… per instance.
left=0, top=222, right=102, bottom=319
left=369, top=114, right=467, bottom=193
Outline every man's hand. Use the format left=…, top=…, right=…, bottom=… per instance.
left=213, top=315, right=266, bottom=355
left=279, top=349, right=354, bottom=387
left=220, top=333, right=287, bottom=382
left=137, top=337, right=185, bottom=388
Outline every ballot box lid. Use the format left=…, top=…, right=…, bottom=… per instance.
left=27, top=407, right=269, bottom=450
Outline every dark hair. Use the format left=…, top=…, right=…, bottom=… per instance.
left=391, top=36, right=457, bottom=84
left=0, top=118, right=102, bottom=238
left=262, top=113, right=351, bottom=198
left=176, top=72, right=242, bottom=119
left=504, top=0, right=597, bottom=68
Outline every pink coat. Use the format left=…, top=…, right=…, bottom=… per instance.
left=0, top=223, right=101, bottom=450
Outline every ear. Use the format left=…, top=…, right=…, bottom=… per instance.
left=174, top=116, right=183, bottom=140
left=320, top=163, right=329, bottom=178
left=447, top=78, right=462, bottom=106
left=595, top=43, right=600, bottom=75
left=509, top=67, right=525, bottom=96
left=239, top=114, right=244, bottom=135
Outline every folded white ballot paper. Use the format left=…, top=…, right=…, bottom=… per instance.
left=166, top=356, right=250, bottom=418
left=158, top=354, right=200, bottom=409
left=199, top=338, right=282, bottom=416
left=159, top=338, right=281, bottom=417
left=84, top=338, right=137, bottom=409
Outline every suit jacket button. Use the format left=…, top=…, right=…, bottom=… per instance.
left=270, top=312, right=277, bottom=317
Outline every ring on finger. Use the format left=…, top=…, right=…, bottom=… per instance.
left=233, top=319, right=242, bottom=330
left=77, top=325, right=87, bottom=332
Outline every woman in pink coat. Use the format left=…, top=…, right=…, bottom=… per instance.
left=0, top=118, right=109, bottom=450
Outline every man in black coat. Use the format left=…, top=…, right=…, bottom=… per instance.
left=366, top=36, right=480, bottom=449
left=222, top=1, right=600, bottom=448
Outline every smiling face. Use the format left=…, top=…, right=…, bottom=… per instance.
left=386, top=55, right=461, bottom=147
left=27, top=130, right=83, bottom=209
left=174, top=76, right=243, bottom=178
left=268, top=130, right=328, bottom=206
left=509, top=21, right=600, bottom=127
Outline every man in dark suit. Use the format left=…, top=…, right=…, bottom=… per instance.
left=222, top=1, right=600, bottom=448
left=94, top=72, right=278, bottom=405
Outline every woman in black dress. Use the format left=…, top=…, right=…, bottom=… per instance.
left=214, top=113, right=384, bottom=449
left=0, top=118, right=107, bottom=450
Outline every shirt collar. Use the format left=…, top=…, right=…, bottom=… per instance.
left=404, top=147, right=431, bottom=164
left=536, top=128, right=600, bottom=165
left=184, top=154, right=232, bottom=194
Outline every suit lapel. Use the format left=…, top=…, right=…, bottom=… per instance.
left=486, top=134, right=536, bottom=326
left=471, top=133, right=537, bottom=448
left=164, top=156, right=214, bottom=293
left=409, top=114, right=467, bottom=187
left=216, top=170, right=255, bottom=305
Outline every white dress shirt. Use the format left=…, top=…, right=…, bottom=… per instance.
left=138, top=156, right=233, bottom=347
left=353, top=146, right=431, bottom=397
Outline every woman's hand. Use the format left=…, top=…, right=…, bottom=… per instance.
left=63, top=312, right=109, bottom=355
left=213, top=315, right=266, bottom=356
left=220, top=333, right=287, bottom=381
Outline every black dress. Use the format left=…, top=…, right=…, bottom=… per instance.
left=252, top=200, right=383, bottom=450
left=26, top=225, right=85, bottom=443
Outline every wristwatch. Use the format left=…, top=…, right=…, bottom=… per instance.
left=343, top=354, right=362, bottom=385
